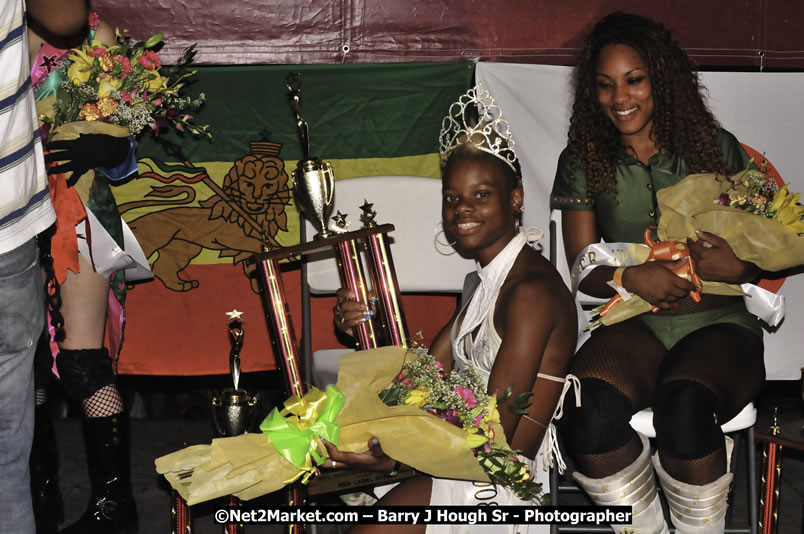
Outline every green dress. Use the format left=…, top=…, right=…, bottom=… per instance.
left=550, top=128, right=762, bottom=349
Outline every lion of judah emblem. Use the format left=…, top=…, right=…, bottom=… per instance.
left=123, top=141, right=292, bottom=292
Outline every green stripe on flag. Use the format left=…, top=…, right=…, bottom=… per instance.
left=136, top=62, right=474, bottom=163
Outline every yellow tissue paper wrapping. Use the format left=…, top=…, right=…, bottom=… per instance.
left=657, top=173, right=804, bottom=272
left=155, top=346, right=500, bottom=505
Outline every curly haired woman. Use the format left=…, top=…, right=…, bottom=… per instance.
left=550, top=12, right=766, bottom=534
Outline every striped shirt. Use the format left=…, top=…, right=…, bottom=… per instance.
left=0, top=0, right=55, bottom=253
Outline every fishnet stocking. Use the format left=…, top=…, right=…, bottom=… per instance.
left=566, top=320, right=666, bottom=477
left=660, top=441, right=727, bottom=485
left=568, top=317, right=763, bottom=484
left=81, top=384, right=124, bottom=418
left=652, top=294, right=739, bottom=316
left=574, top=432, right=643, bottom=479
left=656, top=322, right=764, bottom=484
left=571, top=320, right=666, bottom=410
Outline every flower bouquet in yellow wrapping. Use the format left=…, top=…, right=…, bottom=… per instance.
left=36, top=29, right=210, bottom=197
left=657, top=163, right=804, bottom=271
left=38, top=31, right=209, bottom=140
left=582, top=161, right=796, bottom=329
left=155, top=345, right=545, bottom=505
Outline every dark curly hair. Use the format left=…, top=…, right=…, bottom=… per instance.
left=567, top=12, right=728, bottom=198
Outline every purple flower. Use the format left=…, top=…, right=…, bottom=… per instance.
left=438, top=408, right=460, bottom=425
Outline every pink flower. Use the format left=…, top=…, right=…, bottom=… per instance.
left=136, top=50, right=161, bottom=70
left=453, top=386, right=477, bottom=409
left=88, top=11, right=100, bottom=28
left=114, top=55, right=132, bottom=77
left=154, top=98, right=162, bottom=106
left=87, top=46, right=108, bottom=57
left=401, top=377, right=410, bottom=386
left=119, top=91, right=132, bottom=104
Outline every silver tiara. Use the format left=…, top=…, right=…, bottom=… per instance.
left=438, top=83, right=518, bottom=172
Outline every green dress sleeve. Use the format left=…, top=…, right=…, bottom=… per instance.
left=550, top=146, right=594, bottom=211
left=717, top=128, right=753, bottom=174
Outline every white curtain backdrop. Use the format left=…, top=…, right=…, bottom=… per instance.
left=478, top=63, right=804, bottom=380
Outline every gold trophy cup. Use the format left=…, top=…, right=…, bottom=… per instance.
left=287, top=73, right=339, bottom=240
left=292, top=157, right=336, bottom=239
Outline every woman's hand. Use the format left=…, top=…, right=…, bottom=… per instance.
left=321, top=437, right=397, bottom=473
left=332, top=287, right=373, bottom=336
left=621, top=259, right=697, bottom=309
left=687, top=230, right=758, bottom=284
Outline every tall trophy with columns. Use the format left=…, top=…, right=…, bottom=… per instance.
left=244, top=75, right=412, bottom=527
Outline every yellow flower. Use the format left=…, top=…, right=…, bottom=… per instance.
left=778, top=204, right=804, bottom=225
left=516, top=465, right=530, bottom=482
left=97, top=76, right=122, bottom=99
left=486, top=396, right=501, bottom=424
left=769, top=184, right=798, bottom=213
left=465, top=433, right=489, bottom=449
left=769, top=184, right=804, bottom=232
left=98, top=54, right=114, bottom=72
left=403, top=387, right=429, bottom=409
left=96, top=97, right=118, bottom=118
left=67, top=61, right=91, bottom=85
left=78, top=103, right=100, bottom=121
left=145, top=71, right=165, bottom=94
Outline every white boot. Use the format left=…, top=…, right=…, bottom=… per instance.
left=652, top=438, right=734, bottom=534
left=573, top=433, right=669, bottom=534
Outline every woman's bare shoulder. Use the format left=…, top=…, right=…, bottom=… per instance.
left=500, top=248, right=576, bottom=327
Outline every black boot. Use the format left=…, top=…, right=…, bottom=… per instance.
left=60, top=414, right=138, bottom=534
left=30, top=403, right=63, bottom=534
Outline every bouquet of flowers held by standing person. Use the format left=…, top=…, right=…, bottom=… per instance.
left=155, top=345, right=548, bottom=505
left=579, top=159, right=795, bottom=330
left=37, top=30, right=210, bottom=141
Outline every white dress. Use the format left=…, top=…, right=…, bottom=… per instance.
left=426, top=232, right=551, bottom=534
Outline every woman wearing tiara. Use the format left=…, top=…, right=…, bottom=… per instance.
left=551, top=12, right=771, bottom=534
left=328, top=84, right=577, bottom=533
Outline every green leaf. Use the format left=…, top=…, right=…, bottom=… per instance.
left=514, top=391, right=534, bottom=408
left=144, top=33, right=164, bottom=49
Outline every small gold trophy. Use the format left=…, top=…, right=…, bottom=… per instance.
left=287, top=73, right=337, bottom=240
left=211, top=310, right=258, bottom=437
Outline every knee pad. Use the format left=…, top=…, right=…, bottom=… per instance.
left=653, top=380, right=721, bottom=459
left=558, top=378, right=634, bottom=455
left=56, top=348, right=115, bottom=402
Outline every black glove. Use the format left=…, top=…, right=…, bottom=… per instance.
left=45, top=134, right=131, bottom=186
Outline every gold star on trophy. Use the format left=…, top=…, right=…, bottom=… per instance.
left=332, top=211, right=350, bottom=231
left=359, top=199, right=377, bottom=227
left=226, top=309, right=244, bottom=321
